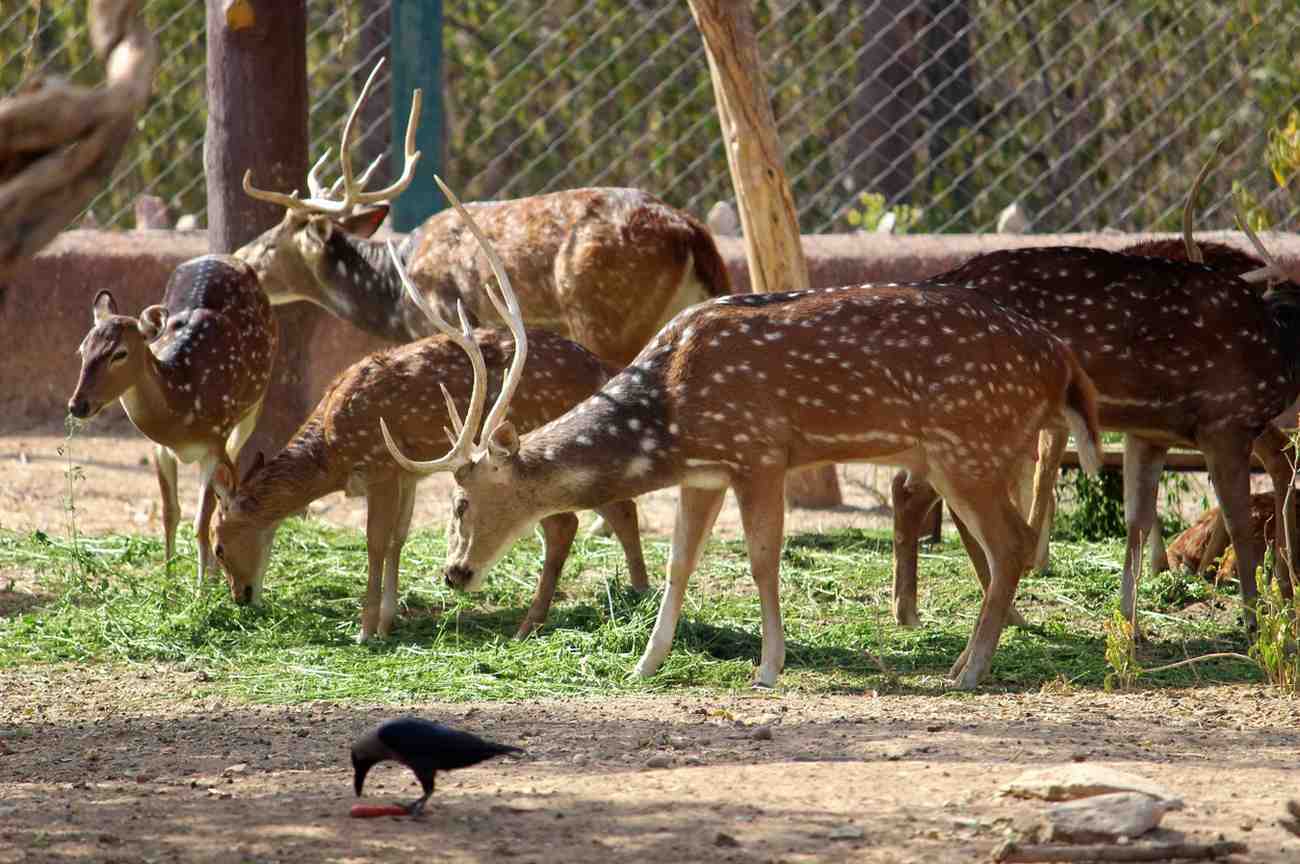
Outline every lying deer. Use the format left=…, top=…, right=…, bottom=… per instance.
left=891, top=223, right=1299, bottom=636
left=211, top=241, right=648, bottom=641
left=68, top=255, right=277, bottom=580
left=239, top=60, right=731, bottom=369
left=383, top=177, right=1103, bottom=690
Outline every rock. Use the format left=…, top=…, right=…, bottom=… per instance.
left=1042, top=791, right=1173, bottom=843
left=644, top=754, right=671, bottom=769
left=714, top=831, right=740, bottom=848
left=222, top=763, right=248, bottom=776
left=750, top=725, right=774, bottom=741
left=828, top=825, right=865, bottom=841
left=1000, top=765, right=1183, bottom=809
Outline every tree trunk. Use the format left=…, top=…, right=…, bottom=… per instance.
left=687, top=0, right=841, bottom=508
left=205, top=0, right=321, bottom=465
left=850, top=0, right=922, bottom=204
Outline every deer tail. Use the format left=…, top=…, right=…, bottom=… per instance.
left=686, top=216, right=734, bottom=298
left=1060, top=344, right=1102, bottom=475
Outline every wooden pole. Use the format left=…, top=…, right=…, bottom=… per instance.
left=687, top=0, right=841, bottom=508
left=204, top=0, right=322, bottom=463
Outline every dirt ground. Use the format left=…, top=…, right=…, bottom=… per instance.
left=3, top=430, right=1299, bottom=863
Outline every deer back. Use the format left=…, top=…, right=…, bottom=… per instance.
left=934, top=246, right=1296, bottom=440
left=152, top=255, right=278, bottom=431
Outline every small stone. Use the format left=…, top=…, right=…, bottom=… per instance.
left=683, top=755, right=704, bottom=766
left=644, top=754, right=671, bottom=769
left=714, top=832, right=740, bottom=848
left=1042, top=792, right=1172, bottom=843
left=828, top=825, right=865, bottom=841
left=222, top=763, right=248, bottom=777
left=750, top=725, right=774, bottom=741
left=1000, top=765, right=1183, bottom=808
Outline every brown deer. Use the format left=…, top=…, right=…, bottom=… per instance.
left=382, top=178, right=1103, bottom=690
left=238, top=61, right=731, bottom=370
left=210, top=241, right=648, bottom=641
left=68, top=255, right=277, bottom=581
left=890, top=222, right=1299, bottom=637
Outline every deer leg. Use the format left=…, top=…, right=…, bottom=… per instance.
left=377, top=477, right=418, bottom=639
left=593, top=499, right=649, bottom=592
left=194, top=454, right=222, bottom=585
left=733, top=467, right=788, bottom=688
left=1148, top=522, right=1170, bottom=575
left=891, top=471, right=940, bottom=627
left=1121, top=436, right=1167, bottom=641
left=942, top=484, right=1034, bottom=689
left=1197, top=513, right=1232, bottom=577
left=951, top=512, right=1029, bottom=629
left=1201, top=431, right=1263, bottom=629
left=633, top=486, right=726, bottom=680
left=1029, top=425, right=1068, bottom=572
left=360, top=477, right=400, bottom=642
left=153, top=444, right=180, bottom=569
left=1253, top=423, right=1297, bottom=599
left=515, top=512, right=578, bottom=639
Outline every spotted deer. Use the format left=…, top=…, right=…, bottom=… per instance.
left=238, top=62, right=731, bottom=370
left=380, top=179, right=1103, bottom=689
left=210, top=243, right=648, bottom=641
left=891, top=221, right=1299, bottom=637
left=68, top=256, right=277, bottom=580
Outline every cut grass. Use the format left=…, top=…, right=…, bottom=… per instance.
left=0, top=519, right=1257, bottom=704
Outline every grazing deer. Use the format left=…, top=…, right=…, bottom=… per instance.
left=68, top=255, right=277, bottom=580
left=890, top=224, right=1299, bottom=636
left=211, top=241, right=648, bottom=641
left=238, top=62, right=731, bottom=370
left=382, top=178, right=1103, bottom=690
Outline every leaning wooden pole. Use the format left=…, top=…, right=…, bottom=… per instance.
left=687, top=0, right=842, bottom=508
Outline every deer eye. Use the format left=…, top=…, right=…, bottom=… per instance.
left=111, top=349, right=128, bottom=363
left=454, top=498, right=469, bottom=519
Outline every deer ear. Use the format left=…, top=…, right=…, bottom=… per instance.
left=138, top=305, right=168, bottom=340
left=338, top=205, right=388, bottom=238
left=487, top=421, right=520, bottom=460
left=92, top=290, right=117, bottom=323
left=241, top=451, right=265, bottom=485
left=211, top=462, right=238, bottom=504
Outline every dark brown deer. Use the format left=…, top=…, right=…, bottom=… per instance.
left=238, top=62, right=731, bottom=369
left=68, top=255, right=277, bottom=581
left=890, top=224, right=1299, bottom=636
left=211, top=240, right=647, bottom=641
left=381, top=178, right=1103, bottom=689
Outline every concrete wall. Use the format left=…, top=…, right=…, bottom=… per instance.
left=4, top=228, right=1298, bottom=433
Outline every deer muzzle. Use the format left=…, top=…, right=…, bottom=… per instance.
left=444, top=564, right=474, bottom=590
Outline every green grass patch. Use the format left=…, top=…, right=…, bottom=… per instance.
left=0, top=519, right=1257, bottom=704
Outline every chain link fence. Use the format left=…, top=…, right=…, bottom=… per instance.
left=3, top=1, right=1297, bottom=234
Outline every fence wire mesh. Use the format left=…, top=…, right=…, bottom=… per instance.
left=3, top=1, right=1297, bottom=234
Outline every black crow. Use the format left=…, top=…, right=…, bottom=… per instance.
left=351, top=717, right=524, bottom=816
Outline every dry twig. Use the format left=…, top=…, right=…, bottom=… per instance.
left=993, top=839, right=1247, bottom=862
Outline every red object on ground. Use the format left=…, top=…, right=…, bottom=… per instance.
left=349, top=803, right=409, bottom=818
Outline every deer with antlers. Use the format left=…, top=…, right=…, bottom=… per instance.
left=890, top=189, right=1299, bottom=637
left=210, top=239, right=648, bottom=641
left=238, top=61, right=731, bottom=370
left=381, top=178, right=1103, bottom=690
left=68, top=255, right=277, bottom=580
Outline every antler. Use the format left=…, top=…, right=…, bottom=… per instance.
left=1235, top=204, right=1287, bottom=287
left=1182, top=139, right=1224, bottom=264
left=381, top=176, right=528, bottom=474
left=242, top=58, right=422, bottom=216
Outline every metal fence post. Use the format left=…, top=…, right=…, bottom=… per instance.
left=389, top=0, right=444, bottom=231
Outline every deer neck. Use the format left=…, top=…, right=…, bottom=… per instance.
left=517, top=383, right=683, bottom=514
left=314, top=234, right=410, bottom=343
left=117, top=352, right=182, bottom=444
left=237, top=422, right=344, bottom=526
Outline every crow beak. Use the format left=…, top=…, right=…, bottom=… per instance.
left=353, top=758, right=372, bottom=797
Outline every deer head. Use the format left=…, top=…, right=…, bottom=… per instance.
left=68, top=291, right=167, bottom=419
left=238, top=59, right=422, bottom=302
left=379, top=177, right=534, bottom=590
left=210, top=452, right=275, bottom=605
